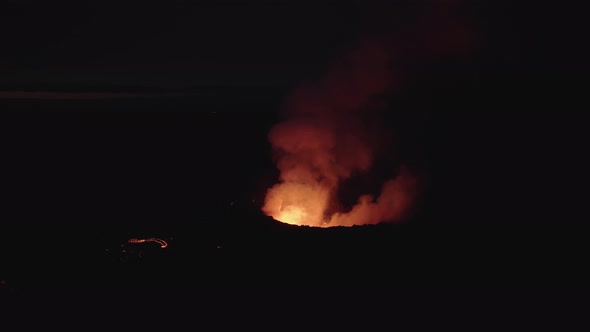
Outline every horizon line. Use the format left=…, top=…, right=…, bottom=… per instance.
left=0, top=90, right=187, bottom=100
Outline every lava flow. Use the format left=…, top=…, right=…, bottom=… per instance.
left=128, top=238, right=168, bottom=248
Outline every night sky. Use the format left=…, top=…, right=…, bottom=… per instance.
left=2, top=1, right=582, bottom=91
left=1, top=0, right=589, bottom=326
left=1, top=0, right=374, bottom=91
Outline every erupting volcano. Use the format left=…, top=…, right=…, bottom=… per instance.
left=261, top=40, right=420, bottom=228
left=262, top=2, right=473, bottom=227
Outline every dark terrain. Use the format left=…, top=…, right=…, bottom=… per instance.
left=1, top=89, right=589, bottom=326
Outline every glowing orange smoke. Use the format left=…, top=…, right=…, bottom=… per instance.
left=264, top=181, right=332, bottom=227
left=276, top=205, right=307, bottom=226
left=262, top=2, right=473, bottom=227
left=260, top=39, right=419, bottom=228
left=263, top=167, right=418, bottom=227
left=128, top=238, right=168, bottom=248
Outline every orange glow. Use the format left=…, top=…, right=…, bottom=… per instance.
left=276, top=206, right=307, bottom=225
left=263, top=182, right=331, bottom=227
left=263, top=169, right=417, bottom=228
left=128, top=238, right=168, bottom=248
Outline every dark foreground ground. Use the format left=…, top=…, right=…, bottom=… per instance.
left=2, top=210, right=590, bottom=327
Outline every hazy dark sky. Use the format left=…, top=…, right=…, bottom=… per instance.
left=4, top=0, right=580, bottom=93
left=1, top=0, right=586, bottom=94
left=1, top=0, right=391, bottom=91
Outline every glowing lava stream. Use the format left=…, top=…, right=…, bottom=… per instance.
left=128, top=238, right=168, bottom=248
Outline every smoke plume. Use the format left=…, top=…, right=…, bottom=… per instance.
left=263, top=2, right=473, bottom=227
